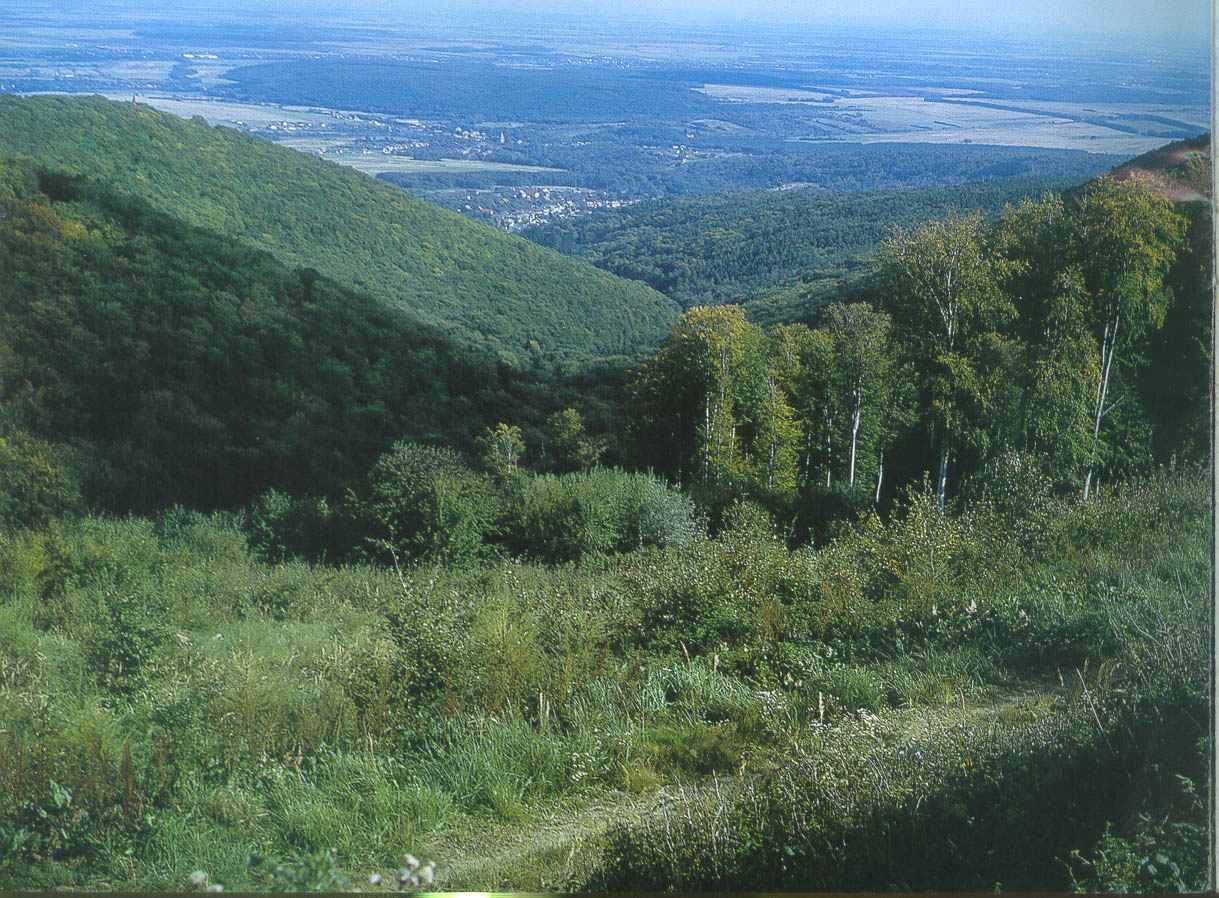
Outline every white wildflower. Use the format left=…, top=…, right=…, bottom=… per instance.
left=417, top=863, right=434, bottom=887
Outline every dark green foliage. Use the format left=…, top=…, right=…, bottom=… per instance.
left=1140, top=198, right=1212, bottom=465
left=0, top=95, right=680, bottom=364
left=527, top=177, right=1085, bottom=323
left=1067, top=775, right=1208, bottom=893
left=357, top=447, right=700, bottom=567
left=0, top=152, right=562, bottom=512
left=628, top=159, right=1205, bottom=526
left=591, top=690, right=1208, bottom=891
left=0, top=430, right=82, bottom=532
left=243, top=490, right=343, bottom=564
left=544, top=408, right=605, bottom=473
left=504, top=468, right=700, bottom=563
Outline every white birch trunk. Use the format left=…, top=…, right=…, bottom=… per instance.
left=1084, top=310, right=1120, bottom=501
left=848, top=395, right=862, bottom=488
left=937, top=445, right=949, bottom=507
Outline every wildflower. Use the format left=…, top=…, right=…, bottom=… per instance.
left=417, top=863, right=434, bottom=887
left=188, top=871, right=209, bottom=889
left=369, top=873, right=383, bottom=886
left=404, top=854, right=420, bottom=871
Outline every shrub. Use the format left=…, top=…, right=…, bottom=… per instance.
left=364, top=442, right=499, bottom=566
left=243, top=489, right=344, bottom=563
left=0, top=431, right=82, bottom=532
left=505, top=468, right=699, bottom=563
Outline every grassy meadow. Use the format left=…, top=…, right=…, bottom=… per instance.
left=0, top=470, right=1208, bottom=891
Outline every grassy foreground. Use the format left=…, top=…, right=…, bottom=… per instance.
left=0, top=471, right=1209, bottom=891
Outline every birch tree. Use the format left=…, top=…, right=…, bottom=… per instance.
left=998, top=196, right=1099, bottom=486
left=824, top=302, right=891, bottom=489
left=1072, top=175, right=1186, bottom=499
left=773, top=323, right=840, bottom=490
left=880, top=213, right=1007, bottom=506
left=631, top=305, right=755, bottom=489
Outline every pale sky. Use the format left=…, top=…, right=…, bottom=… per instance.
left=313, top=0, right=1208, bottom=45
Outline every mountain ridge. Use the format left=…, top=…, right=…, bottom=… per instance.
left=0, top=94, right=681, bottom=364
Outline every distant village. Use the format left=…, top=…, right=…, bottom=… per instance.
left=226, top=106, right=640, bottom=230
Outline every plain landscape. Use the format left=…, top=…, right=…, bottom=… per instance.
left=0, top=1, right=1212, bottom=892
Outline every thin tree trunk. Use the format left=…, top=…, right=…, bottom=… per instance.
left=875, top=450, right=884, bottom=505
left=766, top=376, right=778, bottom=489
left=937, top=445, right=949, bottom=507
left=848, top=403, right=861, bottom=487
left=825, top=419, right=833, bottom=488
left=1084, top=311, right=1120, bottom=500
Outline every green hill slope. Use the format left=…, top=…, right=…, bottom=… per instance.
left=526, top=176, right=1088, bottom=324
left=0, top=94, right=680, bottom=364
left=1107, top=133, right=1211, bottom=203
left=0, top=152, right=568, bottom=513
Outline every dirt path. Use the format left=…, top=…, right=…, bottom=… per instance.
left=426, top=784, right=694, bottom=890
left=424, top=683, right=1060, bottom=891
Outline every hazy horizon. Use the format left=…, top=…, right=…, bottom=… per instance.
left=29, top=0, right=1212, bottom=49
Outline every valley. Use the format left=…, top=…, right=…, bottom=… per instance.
left=0, top=4, right=1212, bottom=893
left=1, top=2, right=1207, bottom=230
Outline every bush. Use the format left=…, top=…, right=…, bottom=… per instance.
left=364, top=442, right=500, bottom=566
left=243, top=489, right=346, bottom=563
left=0, top=431, right=82, bottom=532
left=505, top=468, right=700, bottom=563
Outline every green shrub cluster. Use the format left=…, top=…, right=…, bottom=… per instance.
left=505, top=468, right=701, bottom=563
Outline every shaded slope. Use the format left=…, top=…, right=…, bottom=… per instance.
left=0, top=95, right=680, bottom=364
left=0, top=154, right=560, bottom=512
left=526, top=175, right=1088, bottom=324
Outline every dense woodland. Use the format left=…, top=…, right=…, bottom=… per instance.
left=526, top=176, right=1087, bottom=322
left=628, top=170, right=1209, bottom=518
left=0, top=153, right=629, bottom=515
left=0, top=94, right=1211, bottom=893
left=0, top=96, right=679, bottom=365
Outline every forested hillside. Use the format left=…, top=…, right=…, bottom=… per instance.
left=526, top=176, right=1088, bottom=323
left=0, top=153, right=595, bottom=514
left=0, top=95, right=680, bottom=364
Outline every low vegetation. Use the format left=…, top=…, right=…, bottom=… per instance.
left=0, top=469, right=1207, bottom=890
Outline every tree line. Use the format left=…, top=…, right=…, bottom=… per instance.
left=628, top=173, right=1201, bottom=523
